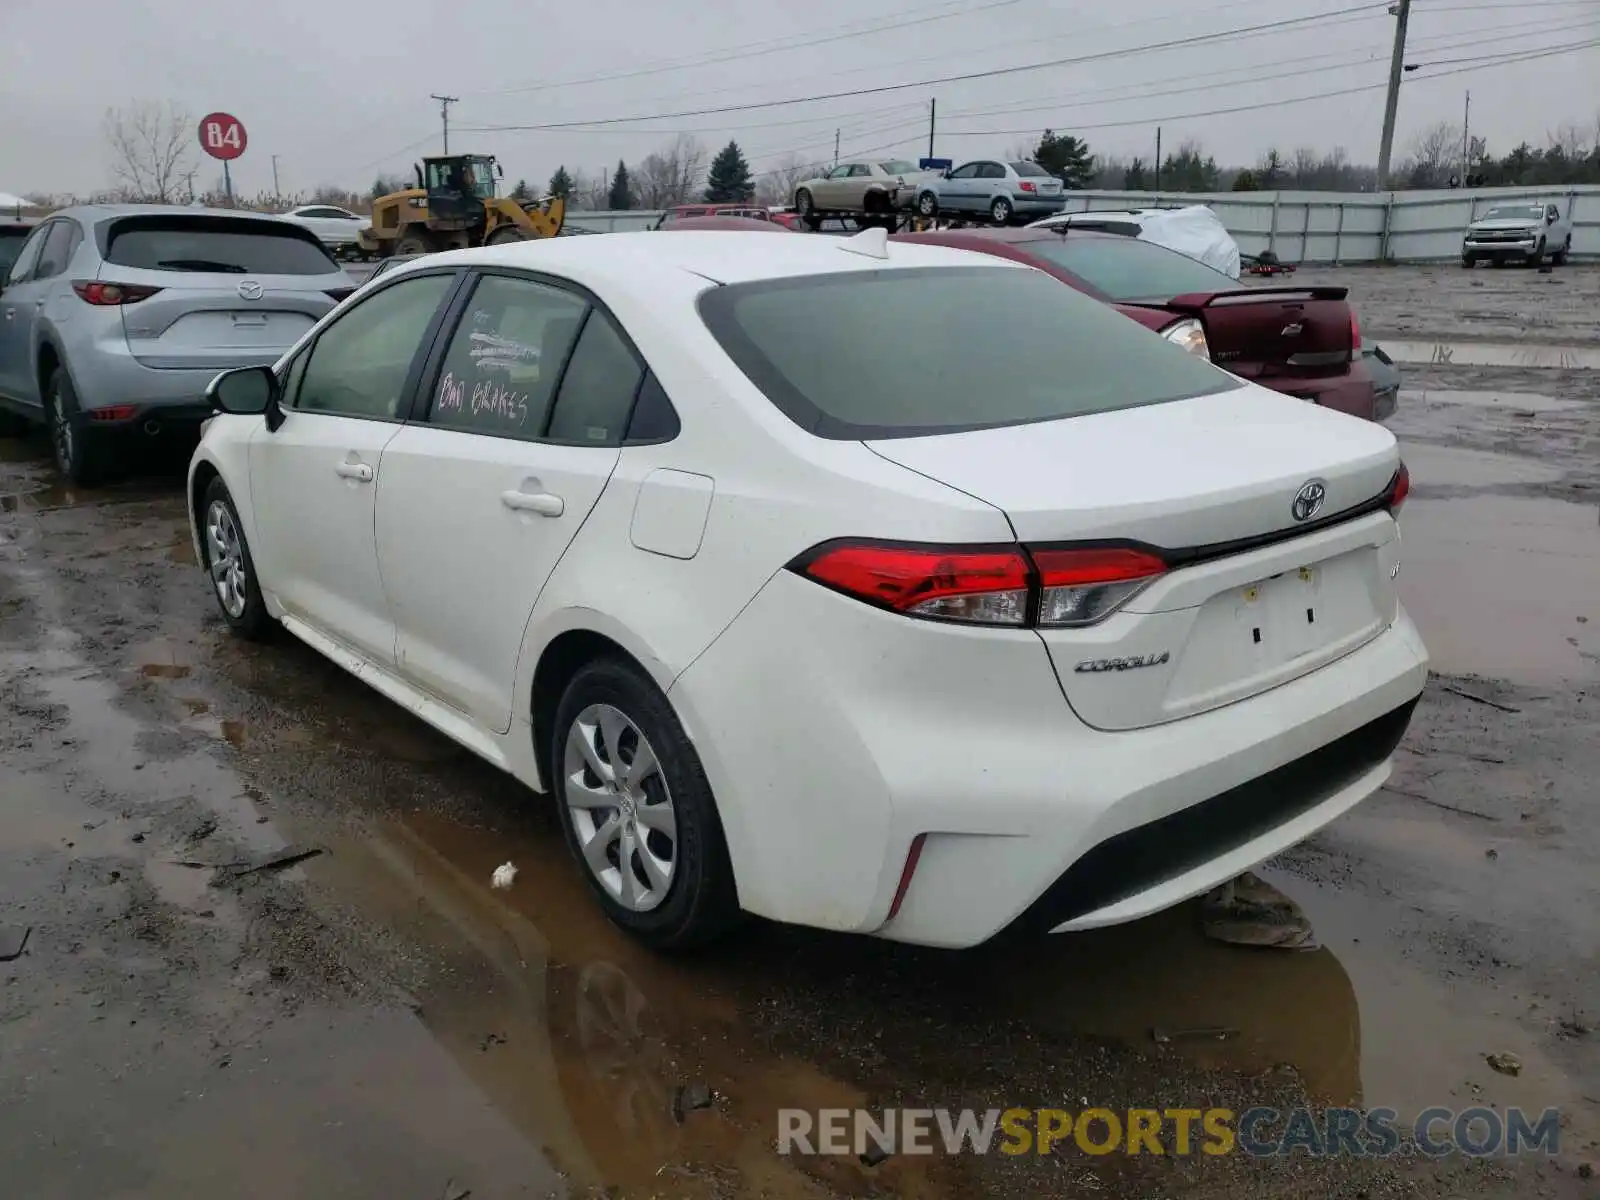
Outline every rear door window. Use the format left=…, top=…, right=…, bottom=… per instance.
left=34, top=221, right=81, bottom=281
left=978, top=163, right=1007, bottom=180
left=104, top=217, right=338, bottom=275
left=698, top=265, right=1237, bottom=440
left=545, top=310, right=644, bottom=445
left=425, top=273, right=587, bottom=440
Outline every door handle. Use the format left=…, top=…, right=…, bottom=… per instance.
left=335, top=461, right=374, bottom=482
left=500, top=489, right=564, bottom=517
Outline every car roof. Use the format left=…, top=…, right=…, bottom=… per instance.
left=415, top=229, right=1025, bottom=289
left=50, top=203, right=313, bottom=225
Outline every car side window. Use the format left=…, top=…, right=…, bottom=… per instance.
left=546, top=309, right=644, bottom=445
left=6, top=223, right=50, bottom=285
left=625, top=372, right=681, bottom=443
left=827, top=166, right=852, bottom=180
left=426, top=273, right=587, bottom=440
left=295, top=273, right=453, bottom=419
left=979, top=163, right=1006, bottom=180
left=948, top=164, right=979, bottom=180
left=34, top=221, right=80, bottom=281
left=848, top=164, right=872, bottom=178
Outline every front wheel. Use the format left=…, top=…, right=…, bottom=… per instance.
left=551, top=657, right=740, bottom=949
left=1460, top=253, right=1476, bottom=268
left=199, top=477, right=274, bottom=640
left=486, top=225, right=530, bottom=245
left=990, top=196, right=1013, bottom=224
left=393, top=233, right=430, bottom=256
left=1552, top=236, right=1571, bottom=266
left=1529, top=237, right=1546, bottom=266
left=917, top=191, right=938, bottom=218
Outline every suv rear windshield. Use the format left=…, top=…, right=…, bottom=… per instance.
left=1022, top=234, right=1234, bottom=301
left=698, top=265, right=1238, bottom=439
left=102, top=216, right=338, bottom=275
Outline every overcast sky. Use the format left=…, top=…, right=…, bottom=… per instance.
left=2, top=0, right=1596, bottom=198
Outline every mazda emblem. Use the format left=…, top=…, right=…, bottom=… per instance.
left=237, top=280, right=264, bottom=301
left=1291, top=479, right=1327, bottom=522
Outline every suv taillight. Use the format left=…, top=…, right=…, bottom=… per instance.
left=73, top=281, right=161, bottom=305
left=791, top=541, right=1168, bottom=628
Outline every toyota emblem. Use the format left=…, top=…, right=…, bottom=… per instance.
left=1291, top=479, right=1327, bottom=522
left=237, top=280, right=264, bottom=301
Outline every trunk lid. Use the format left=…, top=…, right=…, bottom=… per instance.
left=1146, top=285, right=1353, bottom=379
left=865, top=382, right=1402, bottom=730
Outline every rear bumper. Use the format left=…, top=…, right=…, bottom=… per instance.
left=1012, top=194, right=1067, bottom=215
left=670, top=567, right=1429, bottom=948
left=70, top=340, right=281, bottom=415
left=1264, top=354, right=1395, bottom=423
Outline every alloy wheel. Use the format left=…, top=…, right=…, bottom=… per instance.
left=205, top=499, right=249, bottom=619
left=563, top=703, right=677, bottom=912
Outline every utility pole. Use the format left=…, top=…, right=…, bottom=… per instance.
left=834, top=128, right=840, bottom=167
left=927, top=99, right=937, bottom=161
left=1375, top=0, right=1413, bottom=191
left=1154, top=126, right=1162, bottom=192
left=430, top=94, right=459, bottom=154
left=270, top=154, right=281, bottom=200
left=1461, top=90, right=1472, bottom=181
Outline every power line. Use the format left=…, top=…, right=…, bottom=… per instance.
left=465, top=3, right=1392, bottom=133
left=926, top=39, right=1600, bottom=137
left=460, top=0, right=1024, bottom=97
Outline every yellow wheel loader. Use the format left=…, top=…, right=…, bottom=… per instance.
left=359, top=154, right=566, bottom=259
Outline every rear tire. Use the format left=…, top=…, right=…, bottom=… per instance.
left=1460, top=254, right=1475, bottom=268
left=394, top=232, right=430, bottom=256
left=45, top=367, right=110, bottom=487
left=199, top=476, right=273, bottom=640
left=1552, top=236, right=1570, bottom=266
left=917, top=191, right=939, bottom=218
left=550, top=656, right=740, bottom=950
left=990, top=196, right=1013, bottom=224
left=486, top=225, right=530, bottom=245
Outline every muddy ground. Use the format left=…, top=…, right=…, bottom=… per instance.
left=2, top=266, right=1597, bottom=1199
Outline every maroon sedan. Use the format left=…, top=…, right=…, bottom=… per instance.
left=892, top=227, right=1389, bottom=422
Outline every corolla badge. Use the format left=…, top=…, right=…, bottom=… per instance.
left=1074, top=652, right=1171, bottom=673
left=1291, top=479, right=1327, bottom=522
left=237, top=280, right=264, bottom=301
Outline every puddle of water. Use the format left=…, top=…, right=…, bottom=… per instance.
left=131, top=637, right=195, bottom=680
left=1399, top=493, right=1600, bottom=682
left=1401, top=442, right=1564, bottom=489
left=1398, top=388, right=1581, bottom=414
left=1383, top=340, right=1600, bottom=370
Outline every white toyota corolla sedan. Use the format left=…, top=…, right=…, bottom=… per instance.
left=187, top=228, right=1428, bottom=950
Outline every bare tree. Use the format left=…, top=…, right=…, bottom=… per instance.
left=1401, top=120, right=1461, bottom=187
left=1291, top=146, right=1319, bottom=186
left=104, top=100, right=195, bottom=203
left=632, top=135, right=708, bottom=208
left=755, top=153, right=823, bottom=206
left=1547, top=123, right=1588, bottom=159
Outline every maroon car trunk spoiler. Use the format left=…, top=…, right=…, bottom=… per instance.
left=1162, top=284, right=1350, bottom=311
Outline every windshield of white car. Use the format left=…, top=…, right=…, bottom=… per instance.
left=1009, top=161, right=1052, bottom=177
left=1481, top=205, right=1543, bottom=222
left=698, top=265, right=1238, bottom=439
left=1022, top=234, right=1234, bottom=301
left=104, top=217, right=338, bottom=275
left=879, top=161, right=917, bottom=175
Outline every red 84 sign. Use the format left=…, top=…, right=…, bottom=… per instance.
left=198, top=112, right=247, bottom=161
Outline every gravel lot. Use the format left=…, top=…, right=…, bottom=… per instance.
left=1, top=265, right=1596, bottom=1199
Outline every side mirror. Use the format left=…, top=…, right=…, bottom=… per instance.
left=206, top=365, right=277, bottom=416
left=496, top=163, right=505, bottom=178
left=942, top=169, right=952, bottom=179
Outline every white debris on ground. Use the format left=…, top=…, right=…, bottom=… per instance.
left=490, top=862, right=518, bottom=889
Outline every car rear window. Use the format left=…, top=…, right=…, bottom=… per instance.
left=698, top=265, right=1238, bottom=440
left=102, top=216, right=338, bottom=275
left=1021, top=235, right=1235, bottom=301
left=1009, top=161, right=1051, bottom=177
left=0, top=228, right=30, bottom=279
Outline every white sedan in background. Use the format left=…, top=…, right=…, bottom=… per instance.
left=187, top=229, right=1427, bottom=950
left=280, top=204, right=370, bottom=255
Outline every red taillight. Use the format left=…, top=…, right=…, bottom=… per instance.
left=88, top=405, right=138, bottom=421
left=324, top=287, right=355, bottom=302
left=1019, top=181, right=1037, bottom=193
left=1350, top=310, right=1362, bottom=353
left=887, top=833, right=927, bottom=921
left=1031, top=546, right=1168, bottom=627
left=72, top=280, right=161, bottom=306
left=798, top=542, right=1030, bottom=626
left=791, top=540, right=1168, bottom=628
left=1386, top=461, right=1410, bottom=515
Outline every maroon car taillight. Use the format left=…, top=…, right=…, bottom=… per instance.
left=1385, top=461, right=1410, bottom=516
left=789, top=540, right=1169, bottom=628
left=1350, top=310, right=1362, bottom=359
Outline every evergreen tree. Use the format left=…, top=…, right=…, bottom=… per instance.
left=1123, top=158, right=1148, bottom=190
left=1231, top=169, right=1260, bottom=191
left=511, top=178, right=531, bottom=201
left=704, top=140, right=754, bottom=203
left=607, top=160, right=633, bottom=210
left=548, top=166, right=573, bottom=200
left=1033, top=130, right=1094, bottom=189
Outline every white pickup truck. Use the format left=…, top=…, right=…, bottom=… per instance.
left=1462, top=200, right=1574, bottom=267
